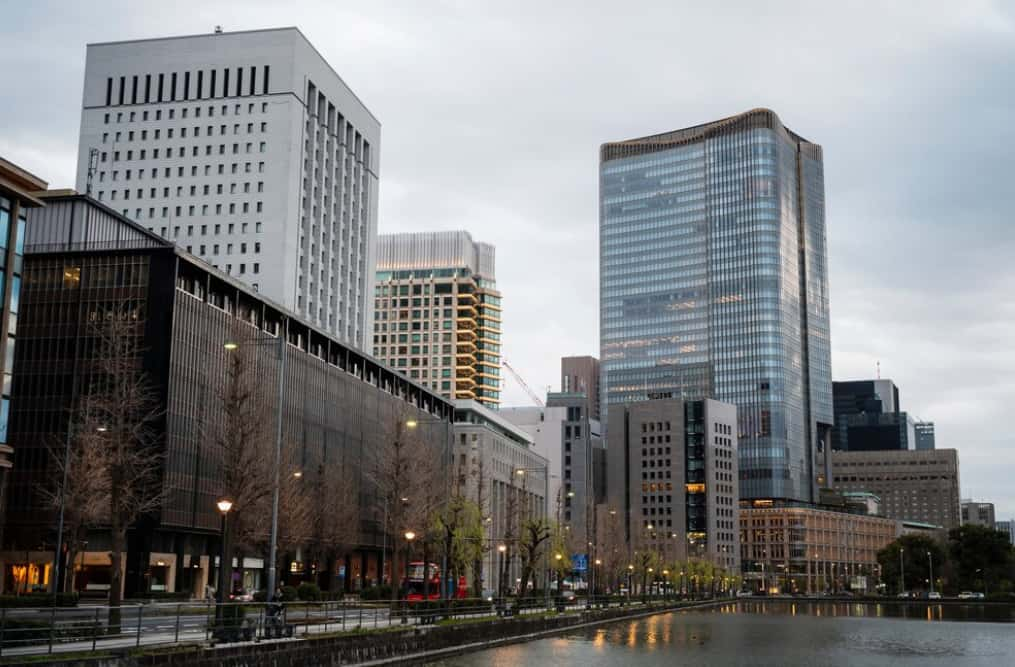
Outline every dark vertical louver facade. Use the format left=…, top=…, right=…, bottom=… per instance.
left=6, top=193, right=452, bottom=596
left=599, top=109, right=833, bottom=503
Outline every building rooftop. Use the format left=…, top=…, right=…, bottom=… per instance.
left=600, top=108, right=820, bottom=162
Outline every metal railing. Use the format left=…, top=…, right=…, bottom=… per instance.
left=0, top=593, right=714, bottom=658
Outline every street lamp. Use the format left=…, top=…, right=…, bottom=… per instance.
left=224, top=334, right=286, bottom=600
left=401, top=531, right=416, bottom=624
left=927, top=551, right=934, bottom=596
left=899, top=546, right=906, bottom=596
left=627, top=564, right=634, bottom=603
left=215, top=499, right=234, bottom=622
left=404, top=414, right=452, bottom=600
left=515, top=465, right=550, bottom=606
left=498, top=544, right=507, bottom=599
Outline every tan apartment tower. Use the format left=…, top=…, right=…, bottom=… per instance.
left=374, top=231, right=502, bottom=407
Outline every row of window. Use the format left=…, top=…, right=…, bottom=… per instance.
left=100, top=140, right=267, bottom=167
left=104, top=66, right=270, bottom=107
left=103, top=122, right=267, bottom=145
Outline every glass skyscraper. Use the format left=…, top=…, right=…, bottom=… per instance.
left=599, top=109, right=833, bottom=502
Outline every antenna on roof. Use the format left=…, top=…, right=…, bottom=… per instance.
left=876, top=360, right=881, bottom=379
left=85, top=148, right=99, bottom=196
left=214, top=25, right=223, bottom=34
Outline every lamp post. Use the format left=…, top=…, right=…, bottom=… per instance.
left=627, top=564, right=634, bottom=604
left=215, top=499, right=234, bottom=623
left=515, top=465, right=550, bottom=607
left=406, top=415, right=453, bottom=600
left=927, top=551, right=934, bottom=596
left=402, top=531, right=415, bottom=624
left=663, top=569, right=670, bottom=601
left=554, top=552, right=564, bottom=608
left=899, top=546, right=905, bottom=596
left=224, top=334, right=286, bottom=600
left=497, top=544, right=507, bottom=600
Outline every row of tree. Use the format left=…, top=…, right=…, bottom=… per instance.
left=877, top=525, right=1015, bottom=595
left=45, top=305, right=740, bottom=636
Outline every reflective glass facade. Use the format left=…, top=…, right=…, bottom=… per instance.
left=600, top=109, right=833, bottom=502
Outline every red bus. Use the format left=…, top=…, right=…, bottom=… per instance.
left=403, top=562, right=467, bottom=601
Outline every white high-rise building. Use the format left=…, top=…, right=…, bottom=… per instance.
left=75, top=27, right=379, bottom=349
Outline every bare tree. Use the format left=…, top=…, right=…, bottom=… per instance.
left=209, top=337, right=273, bottom=601
left=371, top=406, right=435, bottom=600
left=272, top=466, right=316, bottom=579
left=469, top=453, right=490, bottom=597
left=41, top=432, right=110, bottom=592
left=595, top=507, right=626, bottom=594
left=306, top=462, right=361, bottom=592
left=77, top=301, right=164, bottom=630
left=499, top=478, right=522, bottom=596
left=518, top=517, right=551, bottom=598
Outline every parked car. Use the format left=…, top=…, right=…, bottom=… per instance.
left=481, top=589, right=496, bottom=602
left=736, top=590, right=754, bottom=598
left=927, top=591, right=942, bottom=600
left=896, top=591, right=912, bottom=599
left=957, top=591, right=985, bottom=600
left=561, top=590, right=578, bottom=605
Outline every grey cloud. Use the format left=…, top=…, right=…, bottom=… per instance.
left=1, top=0, right=1013, bottom=516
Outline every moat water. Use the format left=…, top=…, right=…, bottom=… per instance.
left=429, top=600, right=1015, bottom=666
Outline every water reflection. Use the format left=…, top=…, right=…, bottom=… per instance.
left=729, top=599, right=1012, bottom=623
left=431, top=601, right=1015, bottom=667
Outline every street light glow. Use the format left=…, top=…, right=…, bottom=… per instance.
left=404, top=531, right=416, bottom=541
left=292, top=471, right=303, bottom=478
left=406, top=418, right=419, bottom=429
left=96, top=426, right=108, bottom=433
left=223, top=341, right=239, bottom=351
left=216, top=499, right=233, bottom=514
left=498, top=544, right=507, bottom=553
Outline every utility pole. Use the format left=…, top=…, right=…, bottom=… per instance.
left=899, top=546, right=905, bottom=595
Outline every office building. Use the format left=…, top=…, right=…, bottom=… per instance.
left=995, top=520, right=1014, bottom=546
left=606, top=398, right=740, bottom=571
left=452, top=400, right=548, bottom=592
left=375, top=231, right=501, bottom=407
left=500, top=406, right=566, bottom=521
left=0, top=192, right=451, bottom=597
left=546, top=391, right=604, bottom=547
left=914, top=422, right=936, bottom=450
left=960, top=500, right=996, bottom=528
left=0, top=158, right=47, bottom=545
left=832, top=379, right=916, bottom=451
left=599, top=108, right=833, bottom=503
left=827, top=449, right=961, bottom=530
left=76, top=27, right=379, bottom=348
left=740, top=502, right=897, bottom=594
left=561, top=356, right=600, bottom=421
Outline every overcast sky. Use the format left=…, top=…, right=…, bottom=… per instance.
left=1, top=1, right=1013, bottom=518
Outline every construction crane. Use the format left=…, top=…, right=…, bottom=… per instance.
left=502, top=359, right=545, bottom=407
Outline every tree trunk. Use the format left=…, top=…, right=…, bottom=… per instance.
left=472, top=556, right=483, bottom=598
left=422, top=541, right=430, bottom=600
left=108, top=511, right=124, bottom=633
left=64, top=545, right=78, bottom=594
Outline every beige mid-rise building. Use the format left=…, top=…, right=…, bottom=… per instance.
left=374, top=231, right=501, bottom=407
left=827, top=448, right=961, bottom=530
left=740, top=503, right=897, bottom=594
